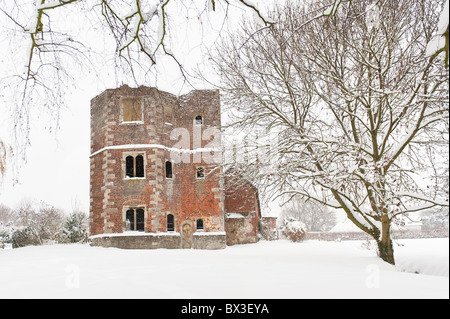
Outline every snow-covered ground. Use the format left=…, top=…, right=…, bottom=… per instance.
left=0, top=238, right=448, bottom=299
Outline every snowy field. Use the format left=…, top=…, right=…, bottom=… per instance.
left=0, top=238, right=448, bottom=299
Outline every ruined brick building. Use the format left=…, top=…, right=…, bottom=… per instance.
left=89, top=85, right=261, bottom=249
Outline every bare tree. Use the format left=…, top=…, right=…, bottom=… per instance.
left=1, top=0, right=273, bottom=83
left=209, top=0, right=449, bottom=264
left=13, top=198, right=65, bottom=245
left=425, top=0, right=449, bottom=67
left=1, top=0, right=447, bottom=179
left=0, top=0, right=274, bottom=176
left=0, top=203, right=15, bottom=225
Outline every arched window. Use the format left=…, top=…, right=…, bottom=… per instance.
left=196, top=167, right=205, bottom=179
left=126, top=208, right=145, bottom=232
left=135, top=155, right=144, bottom=177
left=165, top=161, right=173, bottom=179
left=125, top=154, right=145, bottom=178
left=196, top=219, right=204, bottom=230
left=195, top=115, right=203, bottom=126
left=167, top=214, right=174, bottom=232
left=126, top=156, right=134, bottom=178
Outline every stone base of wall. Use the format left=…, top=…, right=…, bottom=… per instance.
left=259, top=217, right=278, bottom=241
left=192, top=232, right=227, bottom=249
left=225, top=213, right=258, bottom=246
left=89, top=232, right=226, bottom=250
left=89, top=233, right=181, bottom=249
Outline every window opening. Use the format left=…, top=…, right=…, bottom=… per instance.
left=196, top=219, right=204, bottom=230
left=122, top=97, right=142, bottom=122
left=135, top=155, right=144, bottom=177
left=167, top=214, right=174, bottom=232
left=126, top=209, right=135, bottom=231
left=126, top=208, right=145, bottom=232
left=126, top=156, right=134, bottom=178
left=136, top=208, right=145, bottom=231
left=165, top=161, right=173, bottom=179
left=196, top=167, right=205, bottom=179
left=125, top=154, right=145, bottom=178
left=195, top=115, right=203, bottom=126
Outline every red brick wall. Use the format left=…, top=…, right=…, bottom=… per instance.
left=89, top=86, right=224, bottom=236
left=224, top=170, right=260, bottom=216
left=224, top=170, right=260, bottom=244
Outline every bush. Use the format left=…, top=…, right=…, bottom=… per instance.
left=62, top=212, right=88, bottom=243
left=1, top=223, right=40, bottom=248
left=283, top=219, right=307, bottom=242
left=0, top=200, right=91, bottom=248
left=0, top=222, right=12, bottom=248
left=11, top=226, right=39, bottom=248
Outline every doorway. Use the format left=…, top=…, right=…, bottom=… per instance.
left=181, top=223, right=192, bottom=248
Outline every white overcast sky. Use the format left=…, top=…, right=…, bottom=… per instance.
left=0, top=0, right=282, bottom=214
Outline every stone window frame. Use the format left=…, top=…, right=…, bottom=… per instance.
left=119, top=96, right=144, bottom=125
left=123, top=205, right=147, bottom=232
left=122, top=151, right=147, bottom=180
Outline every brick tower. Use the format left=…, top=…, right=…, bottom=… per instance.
left=89, top=85, right=226, bottom=249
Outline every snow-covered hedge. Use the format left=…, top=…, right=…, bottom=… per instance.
left=0, top=202, right=89, bottom=248
left=282, top=218, right=308, bottom=242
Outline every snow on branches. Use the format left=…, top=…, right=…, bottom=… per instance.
left=210, top=0, right=449, bottom=264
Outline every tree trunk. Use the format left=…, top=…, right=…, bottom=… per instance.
left=377, top=216, right=395, bottom=265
